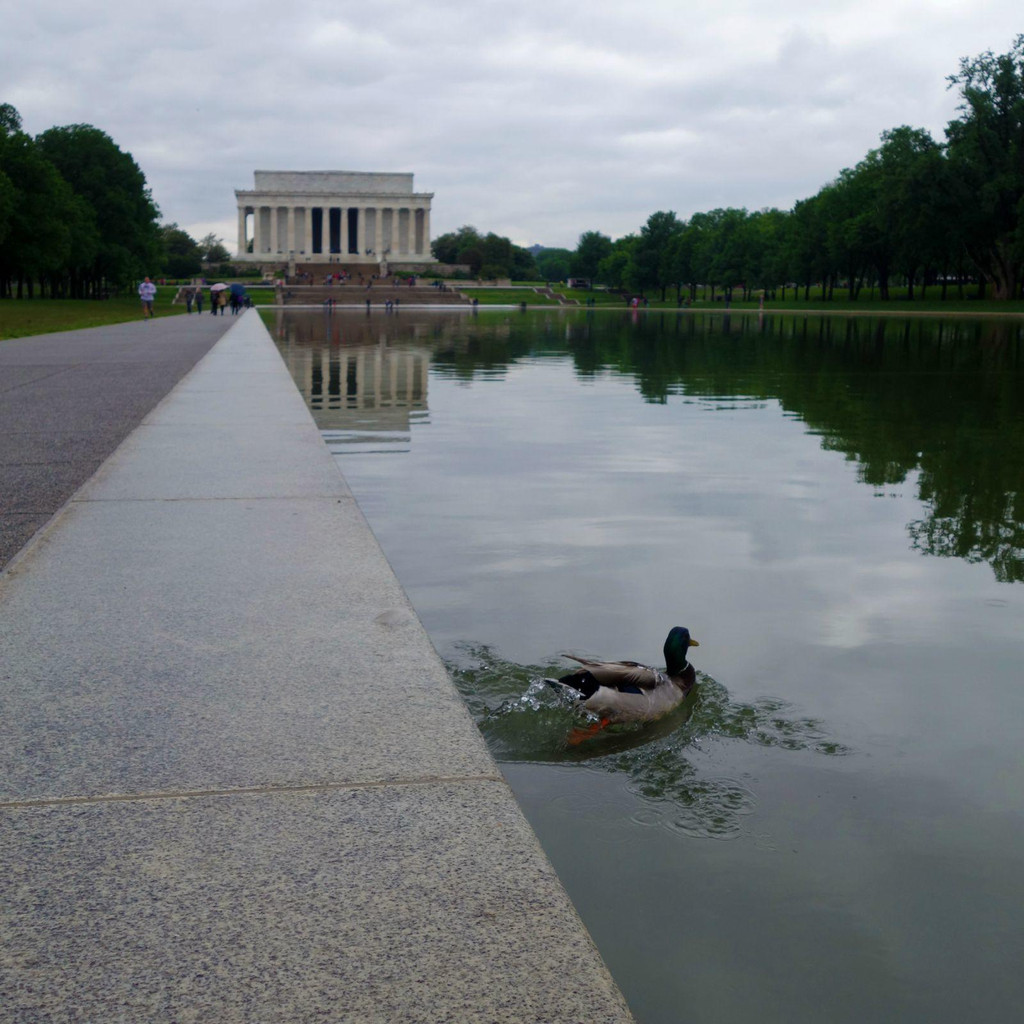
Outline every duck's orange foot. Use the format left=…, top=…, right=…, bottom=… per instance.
left=567, top=717, right=612, bottom=746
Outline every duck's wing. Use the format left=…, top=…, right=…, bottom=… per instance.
left=562, top=656, right=663, bottom=693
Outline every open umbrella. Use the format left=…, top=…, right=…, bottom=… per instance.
left=210, top=282, right=229, bottom=291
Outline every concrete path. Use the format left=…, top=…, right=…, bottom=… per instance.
left=0, top=312, right=234, bottom=569
left=0, top=311, right=633, bottom=1023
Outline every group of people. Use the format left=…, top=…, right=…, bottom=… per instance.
left=138, top=278, right=251, bottom=318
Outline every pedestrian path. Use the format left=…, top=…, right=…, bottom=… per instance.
left=0, top=311, right=634, bottom=1023
left=0, top=312, right=233, bottom=569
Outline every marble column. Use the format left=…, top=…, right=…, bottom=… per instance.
left=304, top=207, right=313, bottom=256
left=356, top=207, right=365, bottom=256
left=422, top=207, right=430, bottom=256
left=374, top=206, right=383, bottom=258
left=287, top=207, right=296, bottom=253
left=237, top=206, right=247, bottom=257
left=269, top=207, right=279, bottom=254
left=253, top=206, right=264, bottom=255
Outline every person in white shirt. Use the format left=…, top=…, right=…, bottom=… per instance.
left=138, top=277, right=157, bottom=319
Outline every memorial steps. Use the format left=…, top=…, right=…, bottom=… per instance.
left=279, top=282, right=473, bottom=307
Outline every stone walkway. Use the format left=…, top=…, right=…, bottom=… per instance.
left=0, top=312, right=233, bottom=569
left=0, top=311, right=633, bottom=1023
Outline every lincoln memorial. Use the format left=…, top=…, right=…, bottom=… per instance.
left=235, top=170, right=434, bottom=270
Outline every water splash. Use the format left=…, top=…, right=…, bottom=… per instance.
left=447, top=643, right=849, bottom=840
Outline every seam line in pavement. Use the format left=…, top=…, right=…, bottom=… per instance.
left=0, top=773, right=507, bottom=811
left=0, top=367, right=76, bottom=394
left=71, top=494, right=358, bottom=504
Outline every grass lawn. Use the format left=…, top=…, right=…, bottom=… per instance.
left=553, top=284, right=1024, bottom=314
left=462, top=288, right=562, bottom=305
left=562, top=288, right=626, bottom=305
left=0, top=286, right=280, bottom=340
left=239, top=288, right=277, bottom=305
left=0, top=296, right=189, bottom=339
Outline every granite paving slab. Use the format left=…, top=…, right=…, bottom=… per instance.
left=0, top=783, right=632, bottom=1024
left=79, top=422, right=352, bottom=501
left=0, top=495, right=496, bottom=801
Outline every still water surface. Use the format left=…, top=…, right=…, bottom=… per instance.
left=269, top=308, right=1024, bottom=1024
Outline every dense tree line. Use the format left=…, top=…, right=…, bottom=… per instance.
left=571, top=37, right=1024, bottom=302
left=160, top=224, right=231, bottom=279
left=0, top=105, right=165, bottom=299
left=0, top=106, right=233, bottom=298
left=431, top=225, right=537, bottom=279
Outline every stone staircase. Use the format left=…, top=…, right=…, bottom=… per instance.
left=534, top=285, right=580, bottom=306
left=279, top=283, right=471, bottom=306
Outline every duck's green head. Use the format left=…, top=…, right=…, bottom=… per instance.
left=665, top=626, right=700, bottom=673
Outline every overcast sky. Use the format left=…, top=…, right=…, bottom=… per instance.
left=2, top=1, right=1021, bottom=252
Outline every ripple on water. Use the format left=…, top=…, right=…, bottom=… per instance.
left=446, top=644, right=850, bottom=842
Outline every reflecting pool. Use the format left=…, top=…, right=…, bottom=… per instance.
left=269, top=308, right=1024, bottom=1024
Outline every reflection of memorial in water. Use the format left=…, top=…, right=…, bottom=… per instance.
left=273, top=311, right=436, bottom=454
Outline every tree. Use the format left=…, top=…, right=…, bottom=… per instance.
left=662, top=224, right=694, bottom=302
left=945, top=34, right=1024, bottom=299
left=510, top=245, right=537, bottom=280
left=480, top=232, right=514, bottom=279
left=786, top=195, right=829, bottom=300
left=0, top=168, right=15, bottom=249
left=873, top=127, right=948, bottom=299
left=36, top=123, right=161, bottom=294
left=458, top=244, right=484, bottom=276
left=753, top=206, right=790, bottom=296
left=631, top=210, right=684, bottom=299
left=596, top=234, right=637, bottom=289
left=570, top=231, right=612, bottom=286
left=159, top=223, right=202, bottom=278
left=0, top=113, right=84, bottom=298
left=535, top=247, right=572, bottom=282
left=199, top=232, right=231, bottom=264
left=705, top=208, right=749, bottom=300
left=431, top=225, right=534, bottom=279
left=431, top=225, right=482, bottom=265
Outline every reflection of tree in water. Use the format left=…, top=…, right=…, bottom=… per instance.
left=272, top=308, right=1024, bottom=580
left=910, top=469, right=1024, bottom=582
left=448, top=644, right=848, bottom=840
left=570, top=313, right=1024, bottom=581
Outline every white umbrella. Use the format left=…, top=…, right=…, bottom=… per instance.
left=210, top=282, right=229, bottom=291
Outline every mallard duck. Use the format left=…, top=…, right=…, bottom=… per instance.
left=551, top=627, right=700, bottom=742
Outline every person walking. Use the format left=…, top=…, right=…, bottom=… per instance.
left=184, top=287, right=194, bottom=314
left=195, top=288, right=204, bottom=314
left=138, top=277, right=157, bottom=319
